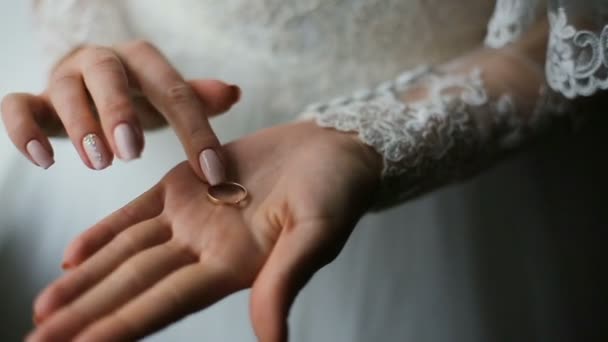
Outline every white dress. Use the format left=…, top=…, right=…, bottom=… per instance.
left=0, top=0, right=606, bottom=341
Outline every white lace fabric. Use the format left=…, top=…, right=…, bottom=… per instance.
left=546, top=6, right=608, bottom=98
left=484, top=0, right=541, bottom=48
left=304, top=0, right=607, bottom=207
left=308, top=66, right=537, bottom=206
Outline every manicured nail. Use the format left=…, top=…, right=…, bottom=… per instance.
left=113, top=123, right=140, bottom=161
left=26, top=139, right=54, bottom=169
left=199, top=149, right=225, bottom=186
left=82, top=133, right=110, bottom=170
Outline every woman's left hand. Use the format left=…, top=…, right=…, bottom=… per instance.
left=27, top=121, right=382, bottom=342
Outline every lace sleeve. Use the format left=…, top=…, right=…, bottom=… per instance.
left=33, top=0, right=134, bottom=72
left=546, top=0, right=608, bottom=98
left=302, top=0, right=606, bottom=209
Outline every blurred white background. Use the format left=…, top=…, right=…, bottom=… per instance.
left=0, top=0, right=45, bottom=182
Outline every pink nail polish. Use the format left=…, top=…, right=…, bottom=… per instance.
left=82, top=134, right=110, bottom=170
left=199, top=149, right=226, bottom=185
left=113, top=123, right=140, bottom=161
left=26, top=139, right=54, bottom=169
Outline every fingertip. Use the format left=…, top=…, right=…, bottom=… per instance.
left=188, top=79, right=242, bottom=115
left=32, top=292, right=52, bottom=326
left=62, top=240, right=88, bottom=269
left=228, top=84, right=241, bottom=104
left=250, top=279, right=291, bottom=342
left=61, top=235, right=91, bottom=269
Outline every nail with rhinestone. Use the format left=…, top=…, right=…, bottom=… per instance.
left=82, top=133, right=110, bottom=170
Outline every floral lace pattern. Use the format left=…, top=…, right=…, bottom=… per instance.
left=546, top=7, right=608, bottom=98
left=306, top=67, right=546, bottom=206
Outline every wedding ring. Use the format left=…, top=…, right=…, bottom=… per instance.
left=207, top=181, right=249, bottom=205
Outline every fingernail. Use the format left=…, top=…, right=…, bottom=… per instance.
left=61, top=261, right=72, bottom=270
left=26, top=140, right=54, bottom=169
left=33, top=313, right=40, bottom=325
left=199, top=149, right=225, bottom=185
left=113, top=123, right=140, bottom=161
left=82, top=133, right=110, bottom=170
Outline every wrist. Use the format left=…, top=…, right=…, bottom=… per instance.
left=299, top=119, right=383, bottom=188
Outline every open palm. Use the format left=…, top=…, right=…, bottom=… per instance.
left=29, top=121, right=381, bottom=342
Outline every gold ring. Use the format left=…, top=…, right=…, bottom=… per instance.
left=207, top=181, right=249, bottom=206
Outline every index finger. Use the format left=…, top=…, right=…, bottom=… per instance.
left=116, top=40, right=227, bottom=185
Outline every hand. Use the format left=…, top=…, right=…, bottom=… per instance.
left=1, top=40, right=240, bottom=184
left=28, top=121, right=382, bottom=342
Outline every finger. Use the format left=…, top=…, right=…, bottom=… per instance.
left=48, top=73, right=112, bottom=170
left=1, top=93, right=55, bottom=168
left=117, top=40, right=227, bottom=185
left=188, top=79, right=241, bottom=116
left=74, top=262, right=244, bottom=342
left=127, top=80, right=239, bottom=131
left=31, top=243, right=195, bottom=342
left=78, top=47, right=143, bottom=161
left=34, top=218, right=170, bottom=323
left=62, top=184, right=165, bottom=268
left=250, top=221, right=345, bottom=342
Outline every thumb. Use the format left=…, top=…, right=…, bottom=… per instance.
left=187, top=79, right=241, bottom=117
left=250, top=221, right=347, bottom=342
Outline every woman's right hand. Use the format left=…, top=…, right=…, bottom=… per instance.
left=0, top=40, right=240, bottom=185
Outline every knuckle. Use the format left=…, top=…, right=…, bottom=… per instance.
left=100, top=96, right=135, bottom=118
left=84, top=49, right=122, bottom=73
left=133, top=39, right=155, bottom=51
left=50, top=73, right=79, bottom=89
left=0, top=93, right=23, bottom=117
left=164, top=81, right=196, bottom=108
left=122, top=39, right=156, bottom=54
left=185, top=125, right=216, bottom=146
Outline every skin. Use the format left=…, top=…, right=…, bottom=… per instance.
left=0, top=40, right=240, bottom=178
left=27, top=121, right=382, bottom=342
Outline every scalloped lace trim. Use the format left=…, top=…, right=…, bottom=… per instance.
left=546, top=7, right=608, bottom=98
left=311, top=68, right=492, bottom=178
